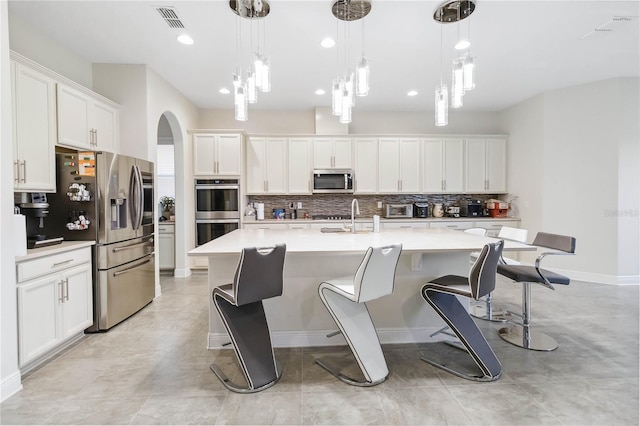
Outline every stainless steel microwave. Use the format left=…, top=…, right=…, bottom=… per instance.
left=312, top=169, right=354, bottom=193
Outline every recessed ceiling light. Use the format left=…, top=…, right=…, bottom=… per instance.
left=219, top=88, right=230, bottom=95
left=320, top=37, right=335, bottom=48
left=177, top=34, right=194, bottom=45
left=407, top=90, right=418, bottom=97
left=315, top=89, right=326, bottom=95
left=455, top=39, right=471, bottom=50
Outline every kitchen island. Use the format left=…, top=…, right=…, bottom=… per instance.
left=189, top=228, right=534, bottom=348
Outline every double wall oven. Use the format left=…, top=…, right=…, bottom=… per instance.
left=195, top=179, right=240, bottom=246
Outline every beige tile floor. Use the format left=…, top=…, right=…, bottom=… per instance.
left=1, top=273, right=638, bottom=425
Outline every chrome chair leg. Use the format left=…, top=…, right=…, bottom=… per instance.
left=471, top=292, right=509, bottom=322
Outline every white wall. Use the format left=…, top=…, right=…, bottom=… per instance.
left=501, top=78, right=640, bottom=283
left=8, top=13, right=92, bottom=88
left=1, top=1, right=23, bottom=401
left=199, top=109, right=316, bottom=134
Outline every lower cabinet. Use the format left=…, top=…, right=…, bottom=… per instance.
left=159, top=223, right=175, bottom=270
left=16, top=246, right=93, bottom=367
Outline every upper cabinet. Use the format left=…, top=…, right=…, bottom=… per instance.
left=11, top=61, right=57, bottom=192
left=246, top=137, right=287, bottom=194
left=465, top=138, right=506, bottom=193
left=423, top=138, right=465, bottom=193
left=313, top=138, right=352, bottom=169
left=378, top=138, right=421, bottom=193
left=57, top=84, right=119, bottom=152
left=193, top=133, right=242, bottom=177
left=288, top=138, right=313, bottom=194
left=353, top=138, right=378, bottom=194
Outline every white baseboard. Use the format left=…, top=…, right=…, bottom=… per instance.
left=207, top=327, right=443, bottom=349
left=553, top=268, right=640, bottom=286
left=173, top=268, right=192, bottom=278
left=0, top=371, right=22, bottom=403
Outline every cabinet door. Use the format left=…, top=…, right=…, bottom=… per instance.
left=246, top=137, right=266, bottom=194
left=399, top=138, right=421, bottom=193
left=60, top=263, right=93, bottom=340
left=57, top=84, right=92, bottom=149
left=158, top=232, right=175, bottom=270
left=443, top=138, right=464, bottom=192
left=423, top=139, right=444, bottom=192
left=313, top=138, right=333, bottom=169
left=288, top=138, right=312, bottom=194
left=193, top=134, right=216, bottom=176
left=378, top=138, right=400, bottom=193
left=333, top=138, right=352, bottom=169
left=465, top=138, right=487, bottom=193
left=486, top=139, right=506, bottom=192
left=216, top=134, right=242, bottom=175
left=17, top=274, right=60, bottom=366
left=12, top=62, right=56, bottom=192
left=354, top=138, right=378, bottom=194
left=265, top=138, right=287, bottom=193
left=93, top=99, right=118, bottom=153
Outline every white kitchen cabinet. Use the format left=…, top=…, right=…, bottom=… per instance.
left=158, top=223, right=175, bottom=270
left=428, top=221, right=474, bottom=230
left=423, top=138, right=464, bottom=193
left=353, top=138, right=378, bottom=194
left=474, top=220, right=520, bottom=237
left=247, top=137, right=287, bottom=194
left=465, top=138, right=506, bottom=193
left=313, top=138, right=352, bottom=169
left=243, top=222, right=288, bottom=230
left=193, top=133, right=242, bottom=176
left=288, top=222, right=310, bottom=230
left=288, top=138, right=312, bottom=194
left=378, top=138, right=421, bottom=193
left=16, top=246, right=93, bottom=367
left=57, top=84, right=119, bottom=152
left=383, top=221, right=428, bottom=229
left=11, top=61, right=57, bottom=192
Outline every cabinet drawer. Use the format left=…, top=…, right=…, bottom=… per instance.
left=429, top=221, right=473, bottom=230
left=475, top=220, right=515, bottom=230
left=17, top=247, right=91, bottom=283
left=158, top=224, right=175, bottom=234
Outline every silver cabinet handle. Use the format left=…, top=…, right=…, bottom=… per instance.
left=441, top=180, right=444, bottom=191
left=64, top=278, right=69, bottom=301
left=266, top=181, right=269, bottom=192
left=94, top=129, right=98, bottom=146
left=14, top=160, right=19, bottom=183
left=52, top=259, right=74, bottom=267
left=20, top=160, right=26, bottom=183
left=58, top=281, right=64, bottom=303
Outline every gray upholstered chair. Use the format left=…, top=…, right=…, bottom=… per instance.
left=210, top=244, right=286, bottom=393
left=471, top=226, right=529, bottom=322
left=316, top=244, right=402, bottom=386
left=497, top=232, right=576, bottom=351
left=421, top=240, right=505, bottom=381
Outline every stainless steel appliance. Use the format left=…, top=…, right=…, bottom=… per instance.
left=20, top=193, right=64, bottom=248
left=312, top=169, right=354, bottom=193
left=45, top=150, right=155, bottom=331
left=467, top=200, right=483, bottom=217
left=384, top=203, right=413, bottom=218
left=446, top=206, right=461, bottom=218
left=413, top=202, right=429, bottom=218
left=194, top=179, right=240, bottom=246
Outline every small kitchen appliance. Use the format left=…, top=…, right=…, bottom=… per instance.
left=312, top=169, right=354, bottom=193
left=413, top=202, right=429, bottom=218
left=486, top=200, right=509, bottom=218
left=384, top=203, right=413, bottom=218
left=445, top=206, right=461, bottom=218
left=467, top=200, right=483, bottom=217
left=20, top=193, right=63, bottom=249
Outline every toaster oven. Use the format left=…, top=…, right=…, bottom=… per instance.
left=384, top=204, right=413, bottom=218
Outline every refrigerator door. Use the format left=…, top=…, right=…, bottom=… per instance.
left=95, top=235, right=154, bottom=270
left=94, top=252, right=155, bottom=331
left=98, top=152, right=137, bottom=244
left=135, top=159, right=155, bottom=238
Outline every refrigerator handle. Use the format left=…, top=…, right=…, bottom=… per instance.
left=113, top=257, right=153, bottom=277
left=136, top=165, right=144, bottom=229
left=129, top=165, right=140, bottom=230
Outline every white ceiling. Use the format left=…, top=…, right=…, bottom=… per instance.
left=8, top=0, right=640, bottom=113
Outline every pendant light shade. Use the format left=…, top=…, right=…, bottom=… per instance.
left=332, top=79, right=343, bottom=116
left=435, top=84, right=449, bottom=127
left=234, top=85, right=248, bottom=121
left=345, top=72, right=355, bottom=107
left=356, top=56, right=369, bottom=96
left=246, top=69, right=257, bottom=104
left=233, top=72, right=242, bottom=105
left=339, top=88, right=352, bottom=124
left=451, top=58, right=464, bottom=108
left=260, top=56, right=271, bottom=92
left=462, top=54, right=475, bottom=91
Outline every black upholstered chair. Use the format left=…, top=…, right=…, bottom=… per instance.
left=497, top=232, right=576, bottom=351
left=421, top=240, right=505, bottom=381
left=210, top=244, right=286, bottom=393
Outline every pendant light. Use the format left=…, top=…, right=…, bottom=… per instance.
left=435, top=17, right=448, bottom=127
left=355, top=8, right=370, bottom=97
left=451, top=57, right=464, bottom=108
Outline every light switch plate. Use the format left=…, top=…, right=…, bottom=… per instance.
left=377, top=201, right=382, bottom=208
left=297, top=202, right=302, bottom=209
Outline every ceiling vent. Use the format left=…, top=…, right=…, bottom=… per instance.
left=155, top=6, right=185, bottom=29
left=580, top=16, right=636, bottom=39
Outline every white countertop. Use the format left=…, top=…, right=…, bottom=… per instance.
left=16, top=241, right=95, bottom=263
left=243, top=217, right=519, bottom=224
left=189, top=228, right=534, bottom=256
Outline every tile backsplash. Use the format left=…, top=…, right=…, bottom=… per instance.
left=247, top=194, right=503, bottom=218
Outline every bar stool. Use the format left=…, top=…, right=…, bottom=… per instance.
left=471, top=226, right=529, bottom=322
left=210, top=244, right=286, bottom=393
left=421, top=240, right=504, bottom=381
left=316, top=244, right=402, bottom=386
left=497, top=232, right=576, bottom=351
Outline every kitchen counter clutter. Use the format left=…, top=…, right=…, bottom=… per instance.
left=189, top=228, right=533, bottom=349
left=15, top=241, right=95, bottom=371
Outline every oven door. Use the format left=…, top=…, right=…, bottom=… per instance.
left=196, top=220, right=239, bottom=246
left=195, top=184, right=240, bottom=219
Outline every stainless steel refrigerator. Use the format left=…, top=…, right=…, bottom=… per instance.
left=45, top=149, right=155, bottom=331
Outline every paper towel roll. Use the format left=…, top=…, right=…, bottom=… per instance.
left=373, top=215, right=380, bottom=233
left=256, top=203, right=265, bottom=221
left=14, top=214, right=27, bottom=256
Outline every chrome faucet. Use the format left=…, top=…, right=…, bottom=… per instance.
left=350, top=198, right=360, bottom=233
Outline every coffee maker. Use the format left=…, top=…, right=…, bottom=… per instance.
left=20, top=193, right=63, bottom=249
